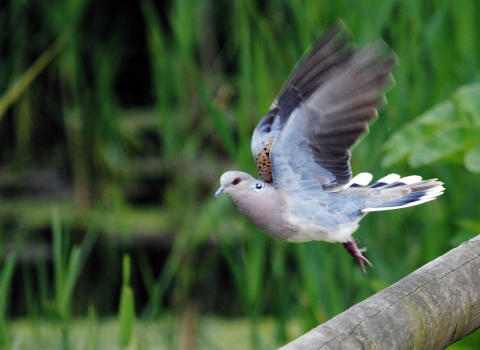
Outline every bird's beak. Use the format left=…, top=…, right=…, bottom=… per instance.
left=214, top=186, right=226, bottom=198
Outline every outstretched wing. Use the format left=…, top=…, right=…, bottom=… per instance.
left=251, top=22, right=354, bottom=184
left=266, top=24, right=397, bottom=192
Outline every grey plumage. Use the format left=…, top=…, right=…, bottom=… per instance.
left=215, top=23, right=444, bottom=274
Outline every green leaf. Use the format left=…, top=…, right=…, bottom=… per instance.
left=452, top=83, right=480, bottom=128
left=0, top=255, right=17, bottom=346
left=464, top=144, right=480, bottom=172
left=118, top=286, right=135, bottom=348
left=122, top=255, right=131, bottom=287
left=60, top=247, right=82, bottom=316
left=0, top=255, right=17, bottom=317
left=382, top=83, right=480, bottom=169
left=382, top=123, right=426, bottom=167
left=414, top=99, right=457, bottom=125
left=0, top=32, right=70, bottom=121
left=382, top=100, right=456, bottom=167
left=409, top=127, right=466, bottom=167
left=118, top=255, right=135, bottom=348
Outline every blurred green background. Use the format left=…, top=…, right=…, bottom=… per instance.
left=1, top=0, right=480, bottom=349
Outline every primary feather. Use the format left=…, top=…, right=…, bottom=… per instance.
left=252, top=23, right=397, bottom=189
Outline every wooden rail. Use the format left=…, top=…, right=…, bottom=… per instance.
left=281, top=235, right=480, bottom=349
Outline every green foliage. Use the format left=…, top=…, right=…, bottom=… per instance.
left=49, top=209, right=99, bottom=349
left=383, top=83, right=480, bottom=170
left=118, top=255, right=136, bottom=348
left=51, top=209, right=98, bottom=321
left=87, top=305, right=98, bottom=350
left=0, top=255, right=17, bottom=347
left=0, top=33, right=69, bottom=121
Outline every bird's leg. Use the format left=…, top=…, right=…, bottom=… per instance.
left=342, top=239, right=372, bottom=275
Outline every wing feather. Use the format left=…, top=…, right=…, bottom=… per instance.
left=270, top=33, right=397, bottom=191
left=251, top=22, right=355, bottom=183
left=250, top=22, right=397, bottom=191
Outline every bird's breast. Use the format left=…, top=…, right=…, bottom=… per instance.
left=232, top=187, right=298, bottom=241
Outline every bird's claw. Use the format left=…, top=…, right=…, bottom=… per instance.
left=343, top=239, right=372, bottom=276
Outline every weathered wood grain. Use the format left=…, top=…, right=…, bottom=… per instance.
left=281, top=235, right=480, bottom=350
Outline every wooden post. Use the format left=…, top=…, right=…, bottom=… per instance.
left=281, top=235, right=480, bottom=349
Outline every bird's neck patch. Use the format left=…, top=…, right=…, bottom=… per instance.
left=250, top=181, right=267, bottom=195
left=254, top=139, right=274, bottom=184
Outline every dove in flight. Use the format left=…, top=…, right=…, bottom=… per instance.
left=214, top=23, right=444, bottom=274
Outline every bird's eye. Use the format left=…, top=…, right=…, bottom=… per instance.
left=231, top=177, right=241, bottom=185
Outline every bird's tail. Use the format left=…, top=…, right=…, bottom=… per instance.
left=344, top=173, right=445, bottom=212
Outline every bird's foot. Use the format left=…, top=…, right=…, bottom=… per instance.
left=342, top=239, right=372, bottom=276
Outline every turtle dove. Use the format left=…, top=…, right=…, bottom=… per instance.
left=215, top=23, right=444, bottom=274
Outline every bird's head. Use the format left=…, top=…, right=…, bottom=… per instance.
left=215, top=171, right=255, bottom=199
